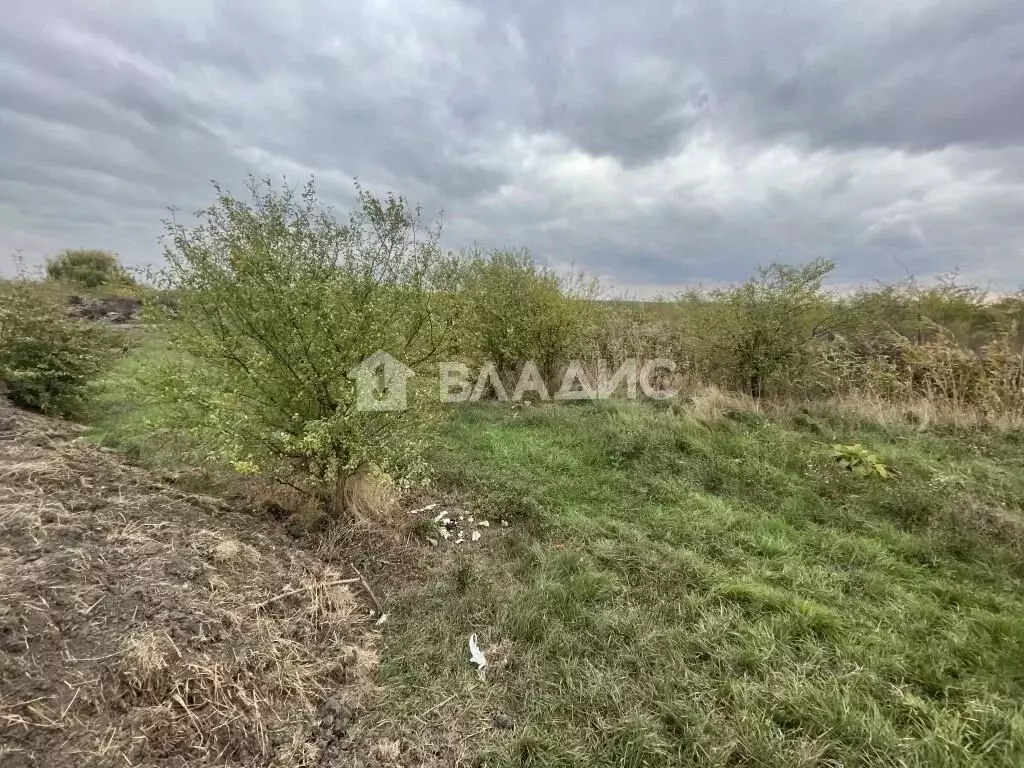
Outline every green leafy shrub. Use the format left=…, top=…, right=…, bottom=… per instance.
left=846, top=272, right=1002, bottom=349
left=458, top=248, right=598, bottom=386
left=680, top=259, right=839, bottom=398
left=45, top=249, right=135, bottom=288
left=0, top=280, right=115, bottom=416
left=831, top=443, right=890, bottom=479
left=150, top=176, right=461, bottom=515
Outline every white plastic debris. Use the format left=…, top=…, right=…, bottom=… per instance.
left=375, top=613, right=389, bottom=626
left=479, top=521, right=490, bottom=528
left=501, top=520, right=509, bottom=528
left=469, top=634, right=488, bottom=672
left=471, top=530, right=481, bottom=542
left=409, top=503, right=439, bottom=515
left=432, top=510, right=447, bottom=523
left=468, top=516, right=475, bottom=523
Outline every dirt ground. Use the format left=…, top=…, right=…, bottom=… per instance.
left=0, top=401, right=391, bottom=767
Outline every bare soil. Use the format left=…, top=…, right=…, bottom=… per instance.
left=0, top=401, right=384, bottom=767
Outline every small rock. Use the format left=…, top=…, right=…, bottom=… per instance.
left=492, top=712, right=515, bottom=730
left=212, top=539, right=243, bottom=562
left=479, top=520, right=490, bottom=528
left=471, top=531, right=481, bottom=542
left=321, top=698, right=352, bottom=735
left=2, top=638, right=26, bottom=654
left=426, top=537, right=439, bottom=547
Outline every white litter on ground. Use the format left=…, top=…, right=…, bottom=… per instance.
left=469, top=633, right=488, bottom=672
left=408, top=502, right=439, bottom=515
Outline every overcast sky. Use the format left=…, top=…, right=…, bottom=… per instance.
left=2, top=0, right=1023, bottom=295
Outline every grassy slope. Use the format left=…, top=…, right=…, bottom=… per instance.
left=380, top=402, right=1024, bottom=767
left=81, top=338, right=1024, bottom=765
left=84, top=330, right=234, bottom=481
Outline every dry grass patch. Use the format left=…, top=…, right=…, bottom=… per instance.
left=0, top=401, right=382, bottom=767
left=684, top=384, right=759, bottom=423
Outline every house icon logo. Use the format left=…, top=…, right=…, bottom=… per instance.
left=347, top=351, right=415, bottom=412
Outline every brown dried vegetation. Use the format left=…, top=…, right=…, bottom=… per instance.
left=0, top=401, right=382, bottom=767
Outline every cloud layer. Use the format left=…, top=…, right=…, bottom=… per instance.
left=2, top=0, right=1023, bottom=294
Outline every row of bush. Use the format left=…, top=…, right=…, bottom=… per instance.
left=589, top=263, right=1024, bottom=413
left=0, top=279, right=116, bottom=415
left=1, top=249, right=140, bottom=414
left=3, top=176, right=1023, bottom=514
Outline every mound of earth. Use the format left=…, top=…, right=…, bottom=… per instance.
left=67, top=296, right=143, bottom=323
left=0, top=402, right=382, bottom=767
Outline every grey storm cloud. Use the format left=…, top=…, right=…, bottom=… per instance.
left=2, top=0, right=1024, bottom=294
left=861, top=215, right=927, bottom=251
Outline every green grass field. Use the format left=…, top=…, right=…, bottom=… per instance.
left=81, top=340, right=1024, bottom=766
left=375, top=402, right=1024, bottom=767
